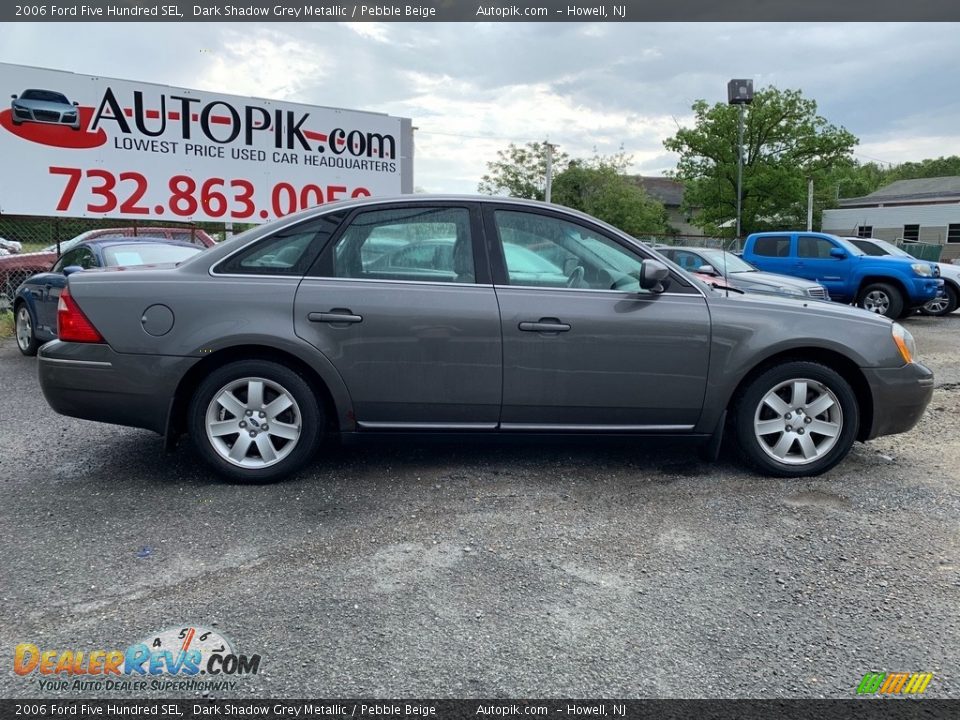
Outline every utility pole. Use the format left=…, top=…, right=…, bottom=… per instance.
left=807, top=177, right=814, bottom=231
left=736, top=103, right=745, bottom=239
left=544, top=141, right=557, bottom=203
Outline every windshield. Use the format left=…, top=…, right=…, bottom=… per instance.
left=831, top=235, right=866, bottom=256
left=21, top=89, right=70, bottom=103
left=852, top=238, right=912, bottom=258
left=101, top=243, right=202, bottom=266
left=42, top=236, right=87, bottom=254
left=698, top=249, right=756, bottom=273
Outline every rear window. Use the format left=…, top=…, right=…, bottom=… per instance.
left=753, top=236, right=790, bottom=257
left=101, top=243, right=202, bottom=267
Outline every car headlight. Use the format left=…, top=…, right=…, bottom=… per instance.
left=777, top=286, right=805, bottom=297
left=911, top=263, right=932, bottom=277
left=892, top=323, right=917, bottom=364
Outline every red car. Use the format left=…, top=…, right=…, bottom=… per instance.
left=1, top=227, right=216, bottom=300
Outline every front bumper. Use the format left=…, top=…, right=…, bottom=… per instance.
left=38, top=340, right=197, bottom=435
left=907, top=277, right=944, bottom=304
left=861, top=361, right=934, bottom=440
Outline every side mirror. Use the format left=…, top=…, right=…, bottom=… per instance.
left=697, top=264, right=719, bottom=276
left=10, top=94, right=17, bottom=100
left=73, top=101, right=79, bottom=106
left=829, top=248, right=847, bottom=259
left=639, top=259, right=670, bottom=293
left=62, top=265, right=84, bottom=276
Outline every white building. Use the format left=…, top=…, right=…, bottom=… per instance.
left=822, top=177, right=960, bottom=260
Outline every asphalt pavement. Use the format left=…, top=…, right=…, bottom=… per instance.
left=1, top=314, right=959, bottom=699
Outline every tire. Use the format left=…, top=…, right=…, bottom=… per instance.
left=734, top=361, right=859, bottom=477
left=920, top=284, right=959, bottom=316
left=187, top=360, right=322, bottom=483
left=14, top=302, right=39, bottom=356
left=857, top=282, right=903, bottom=319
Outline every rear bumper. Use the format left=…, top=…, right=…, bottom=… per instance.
left=38, top=341, right=196, bottom=435
left=861, top=362, right=934, bottom=440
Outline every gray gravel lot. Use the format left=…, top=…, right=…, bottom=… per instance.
left=1, top=314, right=959, bottom=699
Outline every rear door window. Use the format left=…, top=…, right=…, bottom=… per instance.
left=753, top=236, right=791, bottom=257
left=326, top=206, right=475, bottom=284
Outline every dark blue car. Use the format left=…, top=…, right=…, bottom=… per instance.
left=14, top=238, right=202, bottom=356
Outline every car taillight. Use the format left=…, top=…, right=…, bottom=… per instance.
left=57, top=286, right=104, bottom=344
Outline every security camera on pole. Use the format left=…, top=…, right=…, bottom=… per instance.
left=727, top=79, right=753, bottom=242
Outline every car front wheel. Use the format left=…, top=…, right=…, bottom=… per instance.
left=734, top=361, right=859, bottom=477
left=14, top=303, right=39, bottom=356
left=857, top=282, right=903, bottom=319
left=188, top=360, right=322, bottom=483
left=920, top=284, right=958, bottom=316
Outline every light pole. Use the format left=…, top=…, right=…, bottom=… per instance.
left=544, top=141, right=557, bottom=203
left=727, top=79, right=753, bottom=242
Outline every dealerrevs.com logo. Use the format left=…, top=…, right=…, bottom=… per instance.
left=14, top=626, right=261, bottom=693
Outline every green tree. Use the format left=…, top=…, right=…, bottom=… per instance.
left=824, top=155, right=960, bottom=204
left=888, top=155, right=960, bottom=182
left=664, top=87, right=858, bottom=235
left=478, top=142, right=570, bottom=200
left=552, top=153, right=669, bottom=235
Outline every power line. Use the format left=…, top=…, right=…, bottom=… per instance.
left=853, top=153, right=899, bottom=167
left=415, top=129, right=544, bottom=143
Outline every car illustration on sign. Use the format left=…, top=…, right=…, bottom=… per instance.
left=10, top=89, right=81, bottom=129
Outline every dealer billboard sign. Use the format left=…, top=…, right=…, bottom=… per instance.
left=0, top=62, right=413, bottom=223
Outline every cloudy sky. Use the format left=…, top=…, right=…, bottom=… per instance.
left=3, top=22, right=959, bottom=192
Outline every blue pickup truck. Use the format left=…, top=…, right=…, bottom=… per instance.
left=741, top=231, right=943, bottom=318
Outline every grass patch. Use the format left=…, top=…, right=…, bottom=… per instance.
left=0, top=310, right=13, bottom=339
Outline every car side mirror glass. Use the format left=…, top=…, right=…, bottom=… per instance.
left=62, top=265, right=84, bottom=276
left=638, top=259, right=670, bottom=293
left=10, top=94, right=17, bottom=99
left=73, top=101, right=79, bottom=106
left=829, top=248, right=847, bottom=259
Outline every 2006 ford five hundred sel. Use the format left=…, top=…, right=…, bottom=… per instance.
left=38, top=195, right=934, bottom=483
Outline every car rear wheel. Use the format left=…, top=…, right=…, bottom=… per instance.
left=14, top=303, right=39, bottom=356
left=188, top=360, right=322, bottom=483
left=856, top=282, right=903, bottom=319
left=734, top=361, right=859, bottom=477
left=920, top=284, right=958, bottom=316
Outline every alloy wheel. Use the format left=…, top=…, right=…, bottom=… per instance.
left=861, top=290, right=890, bottom=315
left=204, top=376, right=303, bottom=469
left=753, top=378, right=843, bottom=465
left=16, top=306, right=33, bottom=352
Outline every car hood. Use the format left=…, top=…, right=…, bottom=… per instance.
left=0, top=251, right=57, bottom=271
left=729, top=270, right=820, bottom=291
left=14, top=99, right=74, bottom=112
left=935, top=261, right=960, bottom=281
left=708, top=284, right=891, bottom=324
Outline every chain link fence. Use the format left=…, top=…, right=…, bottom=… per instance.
left=636, top=233, right=735, bottom=250
left=0, top=215, right=249, bottom=311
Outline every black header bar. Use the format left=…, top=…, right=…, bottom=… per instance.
left=4, top=0, right=960, bottom=22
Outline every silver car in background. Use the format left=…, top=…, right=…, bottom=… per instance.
left=38, top=195, right=933, bottom=483
left=659, top=246, right=829, bottom=300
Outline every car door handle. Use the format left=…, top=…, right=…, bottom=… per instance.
left=308, top=310, right=363, bottom=324
left=519, top=319, right=571, bottom=333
